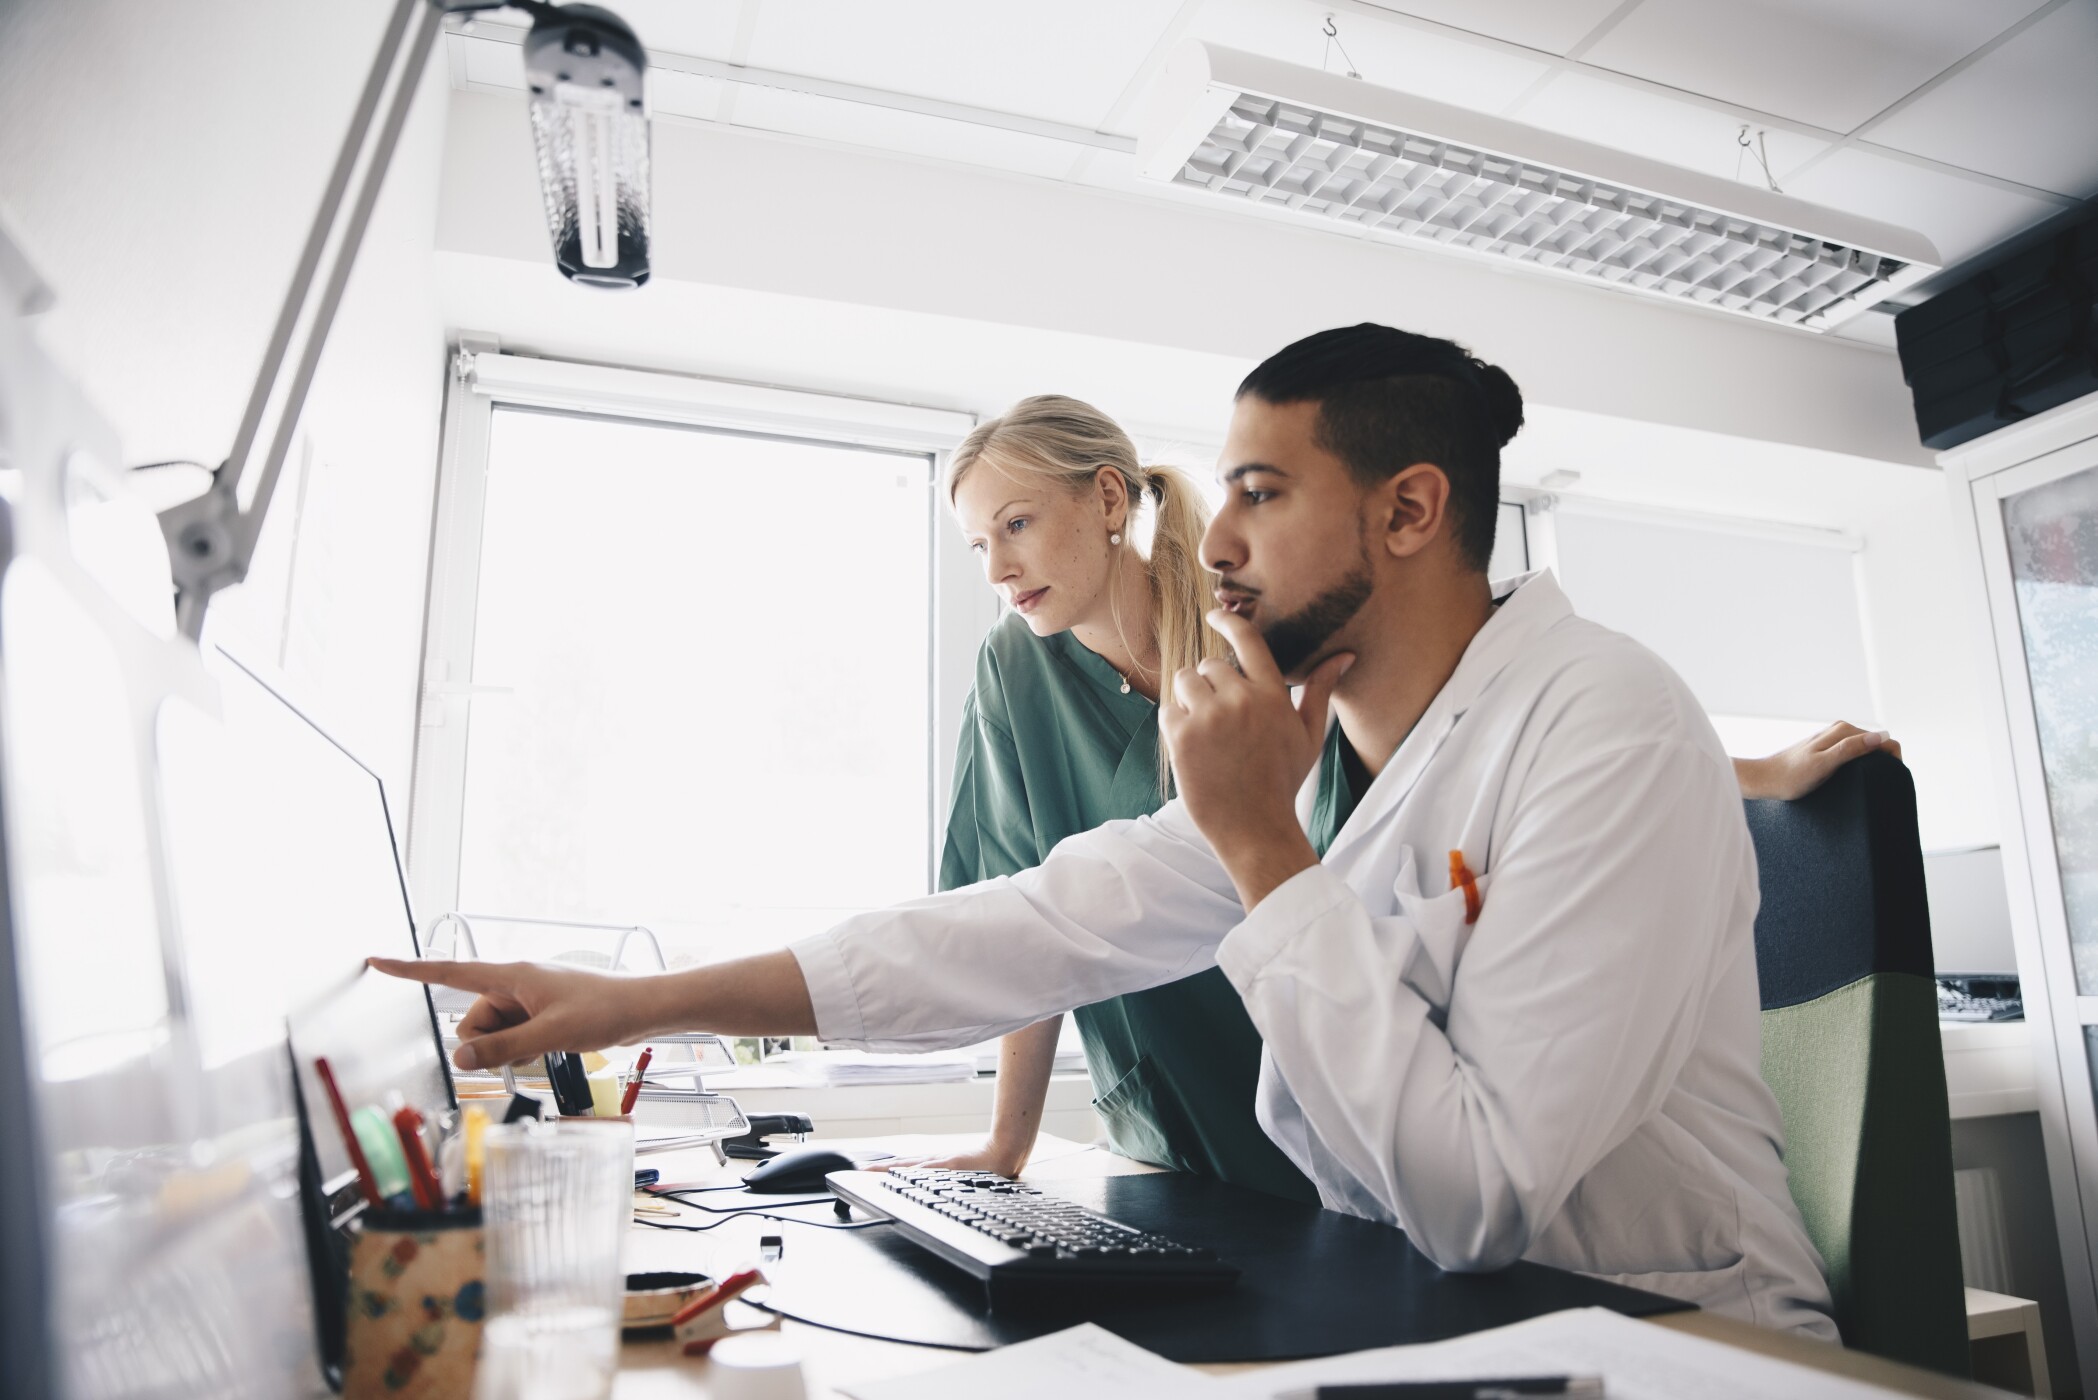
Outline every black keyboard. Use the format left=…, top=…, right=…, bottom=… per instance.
left=824, top=1167, right=1239, bottom=1301
left=1938, top=976, right=2023, bottom=1022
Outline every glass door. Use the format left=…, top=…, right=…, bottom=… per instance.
left=1969, top=427, right=2098, bottom=1391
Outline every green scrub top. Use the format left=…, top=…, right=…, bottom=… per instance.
left=941, top=613, right=1319, bottom=1202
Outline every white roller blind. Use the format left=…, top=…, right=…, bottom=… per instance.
left=1549, top=507, right=1875, bottom=722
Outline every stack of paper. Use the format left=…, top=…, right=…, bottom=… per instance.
left=968, top=1040, right=1090, bottom=1076
left=768, top=1049, right=978, bottom=1087
left=845, top=1309, right=1919, bottom=1400
left=1218, top=1307, right=1914, bottom=1399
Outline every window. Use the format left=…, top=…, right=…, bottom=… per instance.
left=410, top=356, right=981, bottom=967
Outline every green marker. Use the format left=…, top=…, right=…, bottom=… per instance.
left=352, top=1103, right=411, bottom=1201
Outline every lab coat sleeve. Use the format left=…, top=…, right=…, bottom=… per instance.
left=1216, top=735, right=1745, bottom=1272
left=792, top=800, right=1244, bottom=1050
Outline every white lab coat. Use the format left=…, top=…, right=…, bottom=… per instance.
left=793, top=571, right=1837, bottom=1338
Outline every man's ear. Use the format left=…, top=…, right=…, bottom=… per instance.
left=1373, top=463, right=1451, bottom=560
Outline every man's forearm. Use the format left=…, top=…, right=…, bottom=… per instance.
left=636, top=949, right=819, bottom=1040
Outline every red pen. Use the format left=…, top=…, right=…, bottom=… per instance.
left=314, top=1056, right=383, bottom=1208
left=620, top=1046, right=653, bottom=1116
left=393, top=1105, right=444, bottom=1211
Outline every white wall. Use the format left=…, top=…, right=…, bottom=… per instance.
left=0, top=0, right=449, bottom=799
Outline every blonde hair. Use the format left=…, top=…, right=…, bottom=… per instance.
left=947, top=395, right=1224, bottom=796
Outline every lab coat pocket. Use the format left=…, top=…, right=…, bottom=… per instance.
left=1091, top=1054, right=1194, bottom=1175
left=1390, top=875, right=1490, bottom=1015
left=1592, top=1253, right=1752, bottom=1318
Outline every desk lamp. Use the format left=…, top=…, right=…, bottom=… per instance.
left=155, top=0, right=651, bottom=641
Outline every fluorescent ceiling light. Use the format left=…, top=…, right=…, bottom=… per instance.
left=1140, top=43, right=1938, bottom=332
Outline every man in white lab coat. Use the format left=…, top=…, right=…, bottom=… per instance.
left=377, top=324, right=1837, bottom=1337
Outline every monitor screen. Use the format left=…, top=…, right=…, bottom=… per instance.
left=158, top=648, right=452, bottom=1190
left=1923, top=845, right=2019, bottom=979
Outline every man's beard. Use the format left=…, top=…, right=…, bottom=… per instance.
left=1261, top=561, right=1373, bottom=677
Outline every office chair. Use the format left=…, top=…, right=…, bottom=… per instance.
left=1744, top=750, right=1969, bottom=1376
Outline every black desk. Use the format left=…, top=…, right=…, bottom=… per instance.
left=757, top=1171, right=1688, bottom=1363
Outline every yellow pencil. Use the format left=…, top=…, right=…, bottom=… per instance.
left=463, top=1104, right=489, bottom=1205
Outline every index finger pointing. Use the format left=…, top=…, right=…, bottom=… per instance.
left=367, top=957, right=499, bottom=994
left=1205, top=608, right=1284, bottom=686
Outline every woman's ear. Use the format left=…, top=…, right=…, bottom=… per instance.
left=1375, top=463, right=1452, bottom=560
left=1096, top=466, right=1130, bottom=535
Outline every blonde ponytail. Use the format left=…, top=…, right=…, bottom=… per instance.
left=947, top=396, right=1223, bottom=797
left=1142, top=465, right=1228, bottom=793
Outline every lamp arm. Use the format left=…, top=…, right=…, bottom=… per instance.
left=156, top=0, right=513, bottom=640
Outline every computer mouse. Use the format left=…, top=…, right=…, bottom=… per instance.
left=740, top=1146, right=858, bottom=1194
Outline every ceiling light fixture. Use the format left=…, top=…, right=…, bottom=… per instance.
left=1140, top=43, right=1937, bottom=332
left=523, top=3, right=651, bottom=288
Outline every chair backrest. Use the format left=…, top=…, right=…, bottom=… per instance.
left=1743, top=751, right=1969, bottom=1376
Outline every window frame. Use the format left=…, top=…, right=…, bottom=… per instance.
left=404, top=346, right=985, bottom=937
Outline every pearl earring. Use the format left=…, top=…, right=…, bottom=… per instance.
left=1110, top=532, right=1122, bottom=546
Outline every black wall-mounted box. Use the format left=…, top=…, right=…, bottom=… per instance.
left=1895, top=205, right=2098, bottom=451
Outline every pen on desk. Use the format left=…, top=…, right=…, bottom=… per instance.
left=620, top=1046, right=652, bottom=1116
left=313, top=1056, right=383, bottom=1208
left=392, top=1105, right=444, bottom=1211
left=1310, top=1379, right=1603, bottom=1400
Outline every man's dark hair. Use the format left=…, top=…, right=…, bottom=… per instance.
left=1237, top=324, right=1525, bottom=572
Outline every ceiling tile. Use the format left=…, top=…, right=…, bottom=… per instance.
left=726, top=87, right=1085, bottom=179
left=1512, top=71, right=1830, bottom=185
left=1357, top=0, right=1630, bottom=56
left=1582, top=0, right=2051, bottom=134
left=1189, top=0, right=1553, bottom=111
left=1780, top=146, right=2063, bottom=270
left=739, top=0, right=1184, bottom=130
left=1826, top=310, right=1900, bottom=349
left=1865, top=0, right=2098, bottom=199
left=578, top=0, right=746, bottom=62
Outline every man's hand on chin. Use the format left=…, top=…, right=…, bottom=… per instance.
left=1160, top=609, right=1351, bottom=910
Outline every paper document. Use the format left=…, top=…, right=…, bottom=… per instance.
left=768, top=1049, right=977, bottom=1086
left=1219, top=1308, right=1910, bottom=1400
left=840, top=1323, right=1216, bottom=1400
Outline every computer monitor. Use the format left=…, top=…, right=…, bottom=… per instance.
left=157, top=646, right=453, bottom=1386
left=1923, top=845, right=2020, bottom=981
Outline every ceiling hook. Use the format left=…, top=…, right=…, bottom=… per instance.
left=1323, top=15, right=1338, bottom=37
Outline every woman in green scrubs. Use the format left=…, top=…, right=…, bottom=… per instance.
left=900, top=394, right=1899, bottom=1198
left=918, top=394, right=1318, bottom=1200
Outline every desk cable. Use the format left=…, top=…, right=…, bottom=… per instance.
left=635, top=1186, right=887, bottom=1233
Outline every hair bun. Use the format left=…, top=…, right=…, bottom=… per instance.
left=1473, top=361, right=1525, bottom=449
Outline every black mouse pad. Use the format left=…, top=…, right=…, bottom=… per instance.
left=753, top=1172, right=1690, bottom=1363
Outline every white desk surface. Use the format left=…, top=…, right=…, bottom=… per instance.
left=609, top=1133, right=2010, bottom=1400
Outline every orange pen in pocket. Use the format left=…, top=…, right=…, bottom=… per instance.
left=1448, top=849, right=1482, bottom=924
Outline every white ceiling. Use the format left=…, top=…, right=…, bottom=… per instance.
left=448, top=0, right=2098, bottom=346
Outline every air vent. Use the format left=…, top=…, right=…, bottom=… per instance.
left=1140, top=44, right=1938, bottom=332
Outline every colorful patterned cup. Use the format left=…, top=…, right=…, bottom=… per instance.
left=342, top=1207, right=486, bottom=1399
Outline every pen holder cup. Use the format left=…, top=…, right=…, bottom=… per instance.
left=343, top=1206, right=486, bottom=1400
